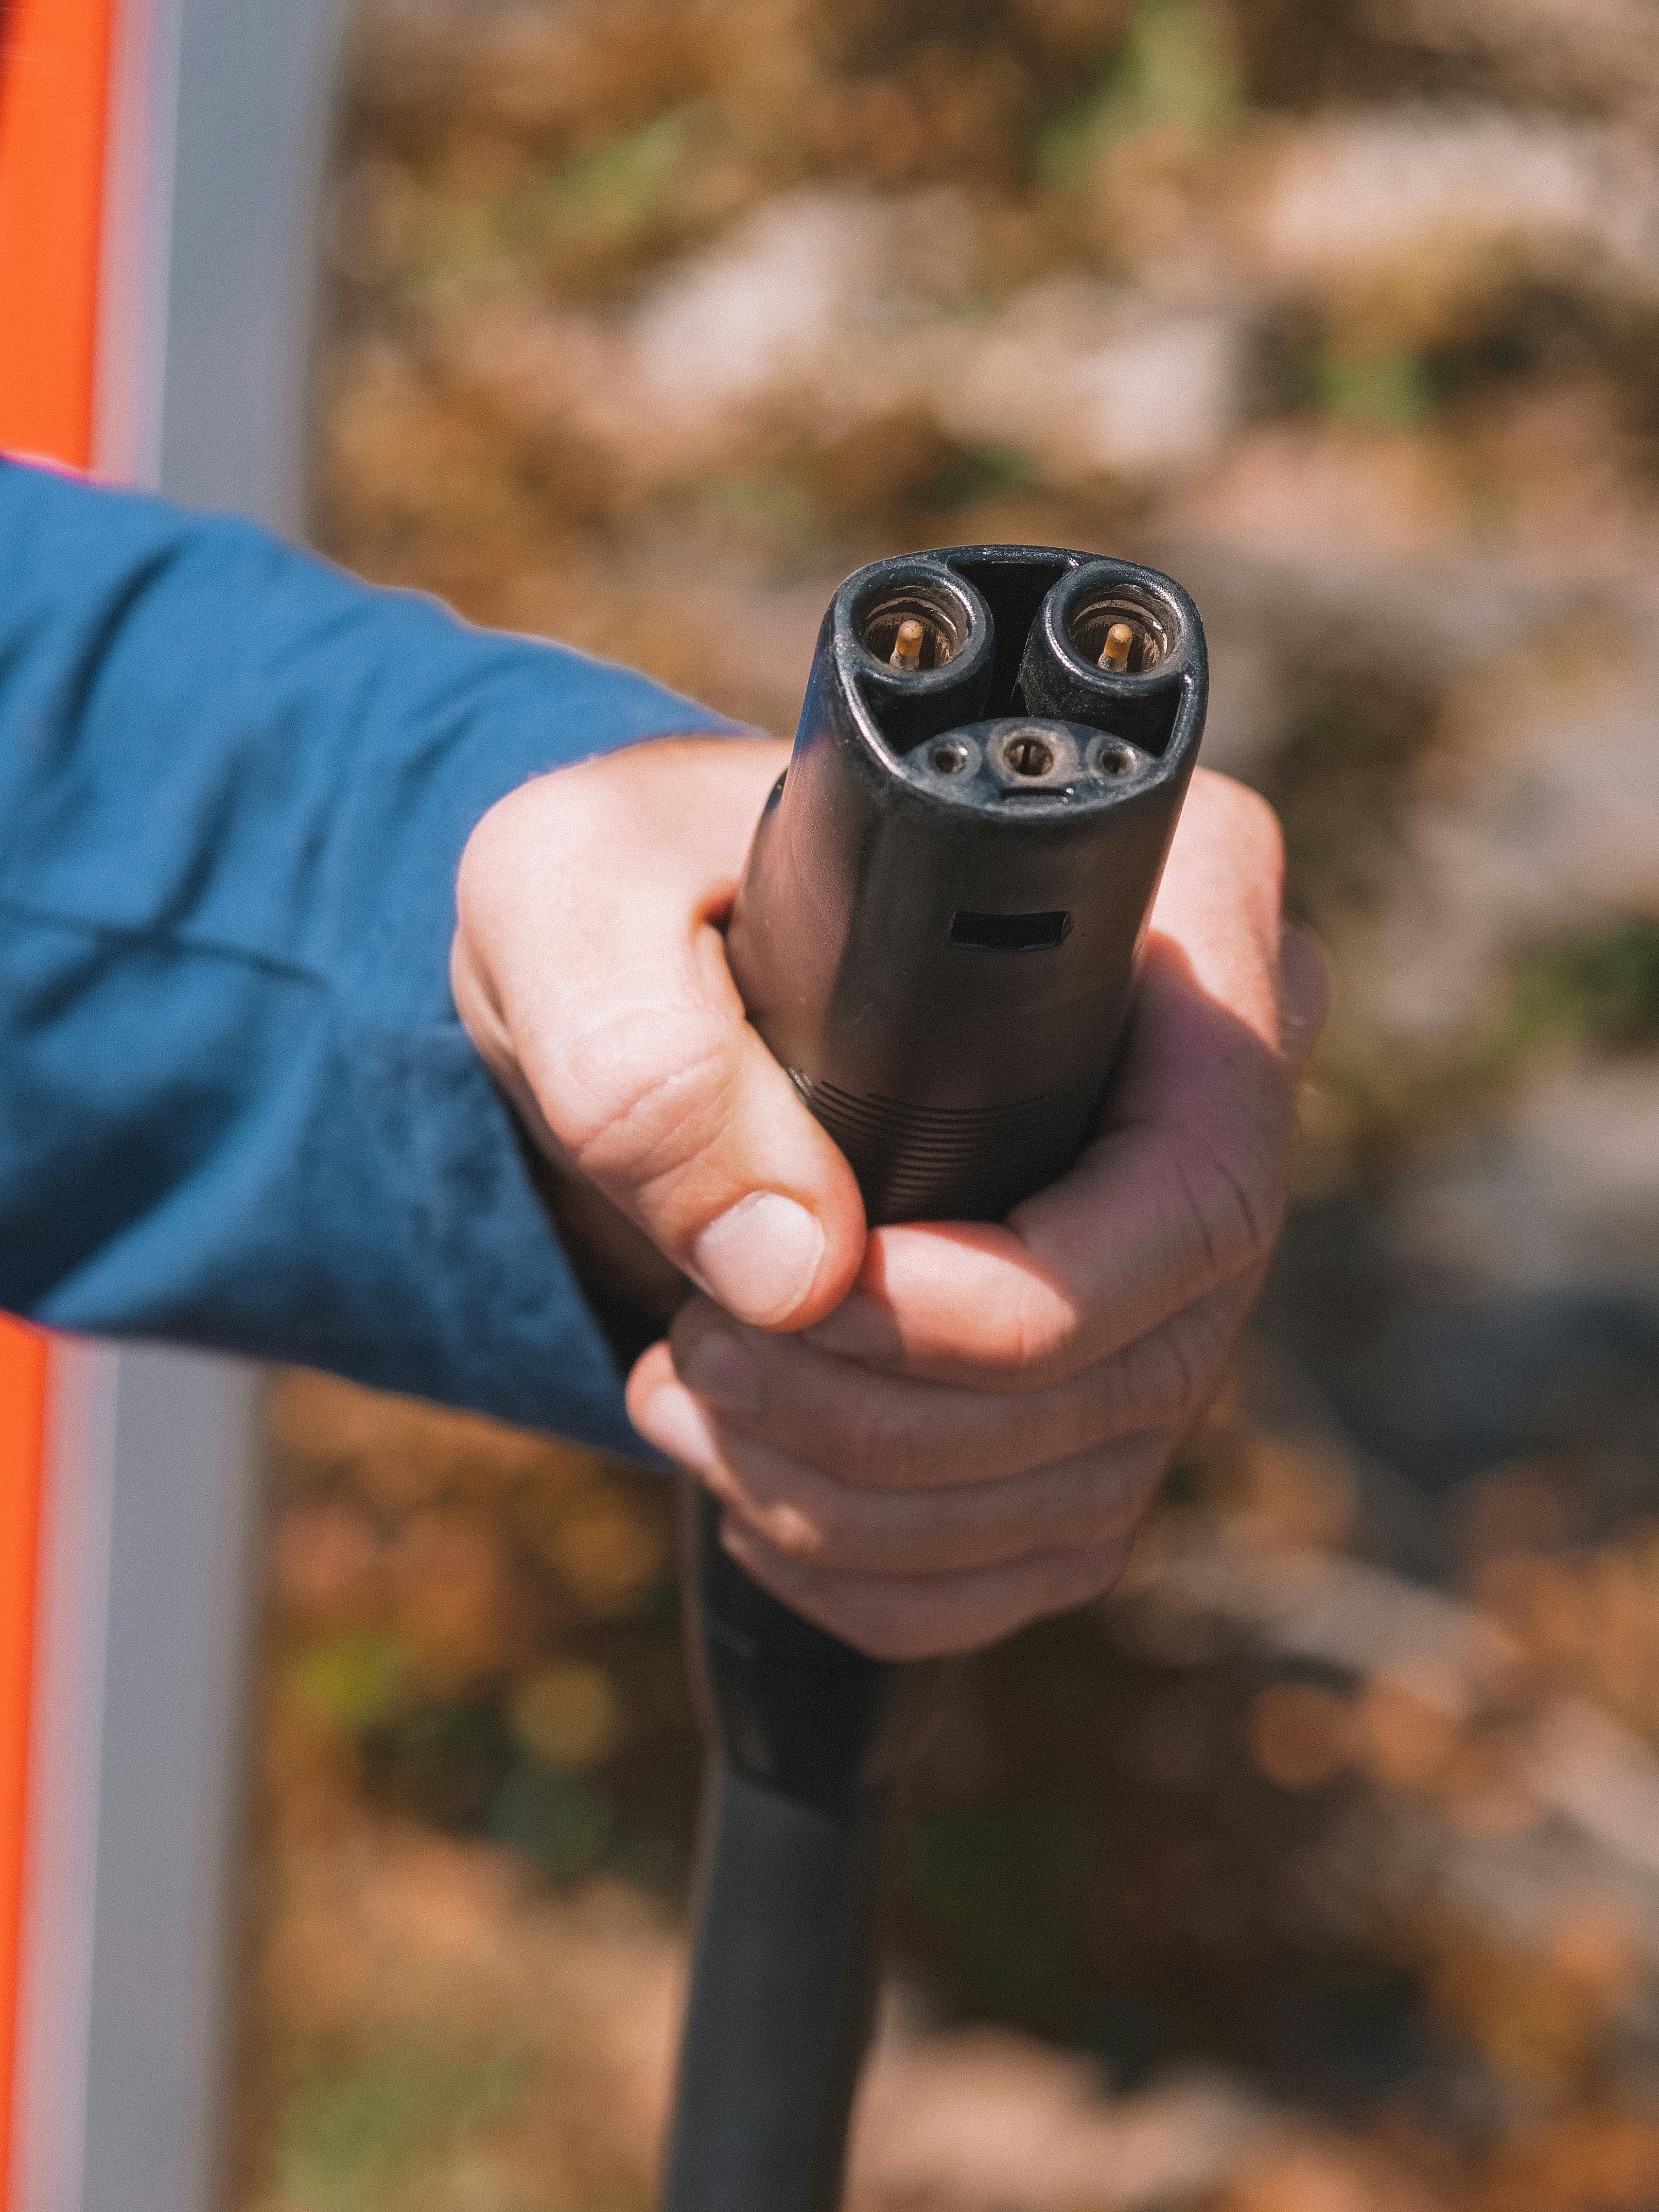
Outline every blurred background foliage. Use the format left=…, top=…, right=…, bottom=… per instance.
left=236, top=1, right=1659, bottom=2205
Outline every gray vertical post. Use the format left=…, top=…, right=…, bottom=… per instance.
left=12, top=1, right=355, bottom=2207
left=76, top=1356, right=264, bottom=2212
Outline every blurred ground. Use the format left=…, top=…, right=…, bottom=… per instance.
left=235, top=3, right=1659, bottom=2205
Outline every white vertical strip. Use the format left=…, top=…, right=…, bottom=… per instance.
left=92, top=0, right=184, bottom=488
left=11, top=1341, right=120, bottom=2212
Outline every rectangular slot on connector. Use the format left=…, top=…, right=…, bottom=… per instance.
left=949, top=908, right=1071, bottom=952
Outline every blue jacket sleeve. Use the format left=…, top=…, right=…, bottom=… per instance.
left=0, top=460, right=740, bottom=1453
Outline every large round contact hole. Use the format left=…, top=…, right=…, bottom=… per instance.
left=1070, top=598, right=1170, bottom=676
left=860, top=591, right=963, bottom=673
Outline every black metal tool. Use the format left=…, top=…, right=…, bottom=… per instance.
left=660, top=543, right=1207, bottom=2212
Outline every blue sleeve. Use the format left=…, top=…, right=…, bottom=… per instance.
left=0, top=460, right=739, bottom=1454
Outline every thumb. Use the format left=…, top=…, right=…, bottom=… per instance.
left=453, top=737, right=866, bottom=1331
left=1278, top=922, right=1330, bottom=1074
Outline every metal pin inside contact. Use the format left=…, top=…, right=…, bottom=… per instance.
left=1100, top=621, right=1134, bottom=674
left=890, top=618, right=925, bottom=674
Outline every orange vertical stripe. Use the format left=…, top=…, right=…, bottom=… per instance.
left=0, top=0, right=119, bottom=2195
left=0, top=1328, right=49, bottom=2209
left=0, top=0, right=116, bottom=466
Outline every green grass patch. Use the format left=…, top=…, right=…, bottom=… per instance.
left=907, top=1801, right=1092, bottom=2022
left=1508, top=915, right=1659, bottom=1055
left=488, top=1762, right=614, bottom=1881
left=1036, top=0, right=1241, bottom=186
left=277, top=2049, right=527, bottom=2212
left=523, top=111, right=694, bottom=255
left=1315, top=346, right=1436, bottom=431
left=920, top=444, right=1042, bottom=512
left=414, top=110, right=697, bottom=294
left=291, top=1634, right=407, bottom=1731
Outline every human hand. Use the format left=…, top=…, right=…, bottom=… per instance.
left=454, top=741, right=1325, bottom=1660
left=453, top=736, right=859, bottom=1327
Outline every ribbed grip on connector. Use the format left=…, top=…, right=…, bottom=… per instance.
left=790, top=1073, right=1096, bottom=1227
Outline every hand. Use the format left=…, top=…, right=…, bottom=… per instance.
left=454, top=739, right=1326, bottom=1660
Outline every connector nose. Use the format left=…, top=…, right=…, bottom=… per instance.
left=1076, top=604, right=1165, bottom=675
left=1064, top=586, right=1174, bottom=678
left=857, top=594, right=961, bottom=674
left=840, top=558, right=995, bottom=754
left=1018, top=561, right=1195, bottom=755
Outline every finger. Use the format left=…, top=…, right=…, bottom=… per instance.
left=656, top=1272, right=1256, bottom=1486
left=629, top=1356, right=1170, bottom=1574
left=454, top=737, right=866, bottom=1330
left=804, top=939, right=1293, bottom=1385
left=1279, top=922, right=1330, bottom=1068
left=719, top=1518, right=1136, bottom=1661
left=1140, top=769, right=1288, bottom=1043
left=804, top=774, right=1300, bottom=1385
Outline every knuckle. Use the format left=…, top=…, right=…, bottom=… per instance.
left=978, top=1282, right=1082, bottom=1390
left=1088, top=1344, right=1152, bottom=1433
left=1183, top=1300, right=1244, bottom=1407
left=841, top=1400, right=924, bottom=1492
left=1092, top=1325, right=1196, bottom=1433
left=1072, top=1456, right=1156, bottom=1549
left=1205, top=773, right=1286, bottom=887
left=797, top=1490, right=854, bottom=1561
left=1151, top=1322, right=1206, bottom=1426
left=804, top=1571, right=949, bottom=1661
left=453, top=802, right=512, bottom=938
left=766, top=1509, right=830, bottom=1563
left=458, top=778, right=523, bottom=863
left=1115, top=1454, right=1170, bottom=1544
left=1097, top=1293, right=1243, bottom=1443
left=1238, top=786, right=1287, bottom=877
left=1039, top=1442, right=1159, bottom=1548
left=857, top=1611, right=937, bottom=1663
left=817, top=1588, right=917, bottom=1661
left=842, top=1402, right=890, bottom=1490
left=1173, top=1134, right=1281, bottom=1287
left=1034, top=1544, right=1124, bottom=1627
left=1080, top=1539, right=1136, bottom=1610
left=458, top=774, right=584, bottom=908
left=554, top=1014, right=735, bottom=1191
left=1153, top=1312, right=1227, bottom=1428
left=765, top=1477, right=895, bottom=1573
left=1010, top=1305, right=1078, bottom=1389
left=1104, top=1530, right=1140, bottom=1587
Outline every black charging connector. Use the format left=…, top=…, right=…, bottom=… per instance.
left=660, top=544, right=1208, bottom=2212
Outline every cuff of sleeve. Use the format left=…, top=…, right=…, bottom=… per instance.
left=39, top=1011, right=658, bottom=1459
left=332, top=1019, right=654, bottom=1455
